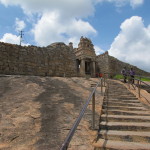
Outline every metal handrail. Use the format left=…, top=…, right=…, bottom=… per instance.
left=113, top=74, right=149, bottom=99
left=134, top=78, right=150, bottom=87
left=128, top=76, right=150, bottom=99
left=135, top=75, right=150, bottom=79
left=115, top=74, right=149, bottom=84
left=60, top=79, right=102, bottom=150
left=127, top=76, right=150, bottom=86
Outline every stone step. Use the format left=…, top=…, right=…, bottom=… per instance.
left=109, top=91, right=132, bottom=93
left=108, top=88, right=129, bottom=90
left=107, top=93, right=134, bottom=95
left=108, top=89, right=129, bottom=92
left=99, top=130, right=150, bottom=143
left=99, top=121, right=150, bottom=131
left=108, top=97, right=138, bottom=100
left=107, top=85, right=125, bottom=87
left=93, top=139, right=150, bottom=150
left=103, top=99, right=141, bottom=103
left=115, top=95, right=137, bottom=97
left=95, top=80, right=150, bottom=149
left=102, top=109, right=150, bottom=116
left=107, top=93, right=134, bottom=96
left=104, top=98, right=138, bottom=103
left=102, top=105, right=147, bottom=111
left=108, top=90, right=132, bottom=92
left=107, top=96, right=135, bottom=98
left=103, top=101, right=142, bottom=107
left=101, top=114, right=150, bottom=122
left=104, top=99, right=140, bottom=103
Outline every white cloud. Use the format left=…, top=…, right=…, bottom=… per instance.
left=0, top=0, right=144, bottom=47
left=94, top=45, right=105, bottom=55
left=96, top=0, right=144, bottom=8
left=130, top=0, right=144, bottom=8
left=0, top=33, right=29, bottom=46
left=0, top=0, right=95, bottom=17
left=0, top=0, right=97, bottom=46
left=0, top=0, right=144, bottom=15
left=0, top=33, right=20, bottom=44
left=32, top=11, right=96, bottom=46
left=108, top=16, right=150, bottom=72
left=68, top=37, right=80, bottom=48
left=15, top=18, right=26, bottom=31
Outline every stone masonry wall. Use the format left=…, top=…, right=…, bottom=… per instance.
left=0, top=42, right=77, bottom=77
left=108, top=55, right=150, bottom=76
left=96, top=52, right=150, bottom=77
left=96, top=51, right=109, bottom=74
left=0, top=41, right=149, bottom=78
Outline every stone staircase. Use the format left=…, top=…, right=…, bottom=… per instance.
left=94, top=80, right=150, bottom=150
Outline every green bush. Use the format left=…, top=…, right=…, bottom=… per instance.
left=136, top=77, right=150, bottom=82
left=113, top=74, right=124, bottom=79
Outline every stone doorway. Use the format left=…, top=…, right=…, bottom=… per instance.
left=76, top=59, right=81, bottom=74
left=85, top=61, right=91, bottom=75
left=76, top=58, right=95, bottom=77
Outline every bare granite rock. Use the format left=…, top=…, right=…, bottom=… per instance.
left=0, top=76, right=103, bottom=150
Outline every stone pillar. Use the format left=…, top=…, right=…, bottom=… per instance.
left=92, top=61, right=96, bottom=77
left=80, top=59, right=85, bottom=76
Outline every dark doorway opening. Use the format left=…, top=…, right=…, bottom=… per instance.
left=76, top=59, right=81, bottom=73
left=85, top=61, right=91, bottom=75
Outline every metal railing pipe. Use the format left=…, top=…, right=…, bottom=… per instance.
left=135, top=75, right=150, bottom=79
left=60, top=81, right=100, bottom=150
left=136, top=79, right=150, bottom=87
left=127, top=77, right=150, bottom=98
left=92, top=92, right=95, bottom=129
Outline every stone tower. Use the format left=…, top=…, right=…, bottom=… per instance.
left=74, top=36, right=96, bottom=77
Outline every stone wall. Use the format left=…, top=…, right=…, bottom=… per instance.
left=0, top=42, right=77, bottom=77
left=96, top=51, right=109, bottom=74
left=0, top=41, right=149, bottom=78
left=108, top=55, right=150, bottom=76
left=96, top=51, right=150, bottom=77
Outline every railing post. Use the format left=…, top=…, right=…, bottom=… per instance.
left=106, top=79, right=109, bottom=104
left=140, top=77, right=142, bottom=88
left=92, top=92, right=95, bottom=130
left=138, top=80, right=140, bottom=98
left=101, top=78, right=103, bottom=95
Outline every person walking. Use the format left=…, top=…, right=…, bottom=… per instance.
left=129, top=68, right=135, bottom=84
left=121, top=67, right=127, bottom=83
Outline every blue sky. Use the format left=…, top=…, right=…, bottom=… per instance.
left=0, top=0, right=150, bottom=72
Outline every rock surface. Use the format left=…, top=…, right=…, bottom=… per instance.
left=0, top=76, right=103, bottom=150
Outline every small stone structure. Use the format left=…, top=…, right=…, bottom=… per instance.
left=74, top=36, right=96, bottom=77
left=0, top=37, right=149, bottom=77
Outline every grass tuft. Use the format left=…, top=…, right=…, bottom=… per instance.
left=113, top=74, right=150, bottom=82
